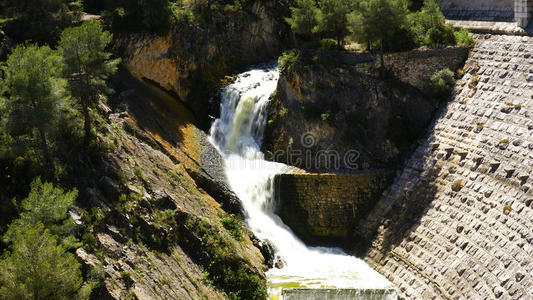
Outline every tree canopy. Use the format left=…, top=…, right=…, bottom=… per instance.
left=0, top=178, right=82, bottom=299
left=4, top=177, right=78, bottom=243
left=348, top=0, right=409, bottom=66
left=58, top=20, right=120, bottom=144
left=0, top=223, right=83, bottom=300
left=1, top=44, right=67, bottom=166
left=316, top=0, right=354, bottom=46
left=285, top=0, right=321, bottom=38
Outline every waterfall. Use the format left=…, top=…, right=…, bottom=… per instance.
left=208, top=63, right=395, bottom=299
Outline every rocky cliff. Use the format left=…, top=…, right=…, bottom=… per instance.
left=73, top=69, right=269, bottom=299
left=263, top=47, right=468, bottom=173
left=115, top=0, right=292, bottom=130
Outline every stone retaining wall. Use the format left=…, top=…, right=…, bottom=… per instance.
left=356, top=34, right=533, bottom=299
left=439, top=0, right=515, bottom=22
left=363, top=47, right=469, bottom=94
left=274, top=172, right=393, bottom=244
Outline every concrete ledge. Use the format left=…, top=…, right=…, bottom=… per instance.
left=446, top=19, right=532, bottom=35
left=281, top=288, right=398, bottom=300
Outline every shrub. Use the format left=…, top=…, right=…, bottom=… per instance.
left=278, top=50, right=302, bottom=74
left=220, top=214, right=244, bottom=241
left=429, top=68, right=456, bottom=99
left=423, top=25, right=455, bottom=45
left=454, top=29, right=475, bottom=47
left=184, top=217, right=266, bottom=299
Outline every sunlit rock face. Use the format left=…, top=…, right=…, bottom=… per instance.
left=114, top=0, right=292, bottom=129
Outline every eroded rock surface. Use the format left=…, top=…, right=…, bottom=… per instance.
left=115, top=0, right=292, bottom=129
left=75, top=69, right=267, bottom=299
left=264, top=48, right=467, bottom=173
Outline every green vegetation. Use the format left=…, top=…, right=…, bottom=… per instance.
left=286, top=0, right=474, bottom=57
left=1, top=44, right=67, bottom=170
left=3, top=178, right=78, bottom=245
left=59, top=20, right=120, bottom=145
left=348, top=0, right=409, bottom=67
left=279, top=49, right=303, bottom=74
left=0, top=179, right=83, bottom=299
left=316, top=0, right=354, bottom=47
left=499, top=138, right=510, bottom=144
left=429, top=68, right=456, bottom=99
left=285, top=0, right=321, bottom=39
left=409, top=0, right=454, bottom=46
left=0, top=0, right=82, bottom=42
left=185, top=216, right=266, bottom=299
left=220, top=214, right=244, bottom=241
left=454, top=28, right=475, bottom=47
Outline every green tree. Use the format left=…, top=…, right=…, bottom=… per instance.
left=0, top=0, right=82, bottom=42
left=139, top=0, right=173, bottom=30
left=58, top=20, right=120, bottom=145
left=285, top=0, right=321, bottom=39
left=4, top=177, right=78, bottom=243
left=348, top=0, right=409, bottom=67
left=409, top=0, right=454, bottom=46
left=316, top=0, right=354, bottom=47
left=0, top=223, right=82, bottom=300
left=1, top=44, right=66, bottom=167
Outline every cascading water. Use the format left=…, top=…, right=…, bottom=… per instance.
left=208, top=63, right=396, bottom=299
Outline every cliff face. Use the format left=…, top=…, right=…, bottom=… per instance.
left=74, top=69, right=268, bottom=299
left=263, top=47, right=468, bottom=173
left=115, top=1, right=292, bottom=129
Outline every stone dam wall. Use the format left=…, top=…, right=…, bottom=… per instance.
left=356, top=34, right=533, bottom=299
left=438, top=0, right=515, bottom=22
left=438, top=0, right=533, bottom=26
left=274, top=172, right=393, bottom=244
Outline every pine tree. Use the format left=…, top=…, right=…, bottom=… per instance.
left=316, top=0, right=354, bottom=47
left=1, top=44, right=66, bottom=168
left=348, top=0, right=409, bottom=68
left=58, top=20, right=120, bottom=145
left=285, top=0, right=321, bottom=39
left=3, top=177, right=78, bottom=244
left=0, top=223, right=82, bottom=300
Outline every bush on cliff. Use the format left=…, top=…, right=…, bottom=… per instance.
left=454, top=28, right=475, bottom=47
left=429, top=68, right=456, bottom=99
left=279, top=49, right=303, bottom=74
left=184, top=216, right=267, bottom=300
